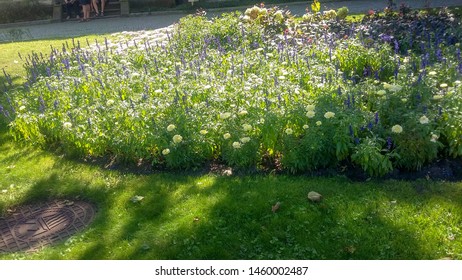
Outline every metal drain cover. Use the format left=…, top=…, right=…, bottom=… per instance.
left=0, top=200, right=95, bottom=253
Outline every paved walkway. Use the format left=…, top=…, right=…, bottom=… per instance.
left=0, top=0, right=460, bottom=42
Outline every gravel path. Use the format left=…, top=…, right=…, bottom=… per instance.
left=0, top=0, right=461, bottom=42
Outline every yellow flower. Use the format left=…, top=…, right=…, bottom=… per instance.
left=401, top=98, right=408, bottom=102
left=172, top=134, right=183, bottom=144
left=306, top=111, right=316, bottom=118
left=223, top=133, right=231, bottom=140
left=324, top=112, right=335, bottom=119
left=240, top=137, right=251, bottom=143
left=242, top=124, right=252, bottom=131
left=316, top=121, right=322, bottom=126
left=162, top=148, right=170, bottom=155
left=232, top=142, right=241, bottom=149
left=391, top=125, right=403, bottom=134
left=167, top=124, right=176, bottom=131
left=238, top=110, right=248, bottom=116
left=200, top=129, right=208, bottom=135
left=285, top=128, right=293, bottom=135
left=419, top=115, right=429, bottom=124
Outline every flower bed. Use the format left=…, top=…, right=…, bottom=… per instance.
left=2, top=5, right=462, bottom=176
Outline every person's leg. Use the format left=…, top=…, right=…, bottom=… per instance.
left=73, top=1, right=81, bottom=18
left=65, top=2, right=72, bottom=19
left=84, top=4, right=90, bottom=20
left=91, top=0, right=99, bottom=16
left=100, top=0, right=105, bottom=16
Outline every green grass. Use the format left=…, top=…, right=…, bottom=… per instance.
left=1, top=118, right=462, bottom=259
left=0, top=21, right=462, bottom=261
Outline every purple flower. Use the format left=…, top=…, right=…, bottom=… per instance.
left=375, top=112, right=379, bottom=124
left=387, top=137, right=392, bottom=150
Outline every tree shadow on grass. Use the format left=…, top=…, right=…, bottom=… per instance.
left=116, top=176, right=462, bottom=260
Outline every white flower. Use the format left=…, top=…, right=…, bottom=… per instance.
left=106, top=99, right=115, bottom=106
left=391, top=125, right=403, bottom=134
left=305, top=104, right=316, bottom=111
left=433, top=94, right=444, bottom=100
left=303, top=124, right=309, bottom=129
left=316, top=121, right=322, bottom=126
left=19, top=105, right=26, bottom=111
left=223, top=133, right=231, bottom=140
left=162, top=148, right=170, bottom=155
left=419, top=115, right=429, bottom=124
left=401, top=98, right=408, bottom=102
left=324, top=112, right=335, bottom=119
left=220, top=112, right=232, bottom=119
left=455, top=80, right=461, bottom=86
left=440, top=83, right=448, bottom=88
left=238, top=110, right=248, bottom=116
left=167, top=124, right=176, bottom=131
left=63, top=122, right=72, bottom=129
left=240, top=137, right=251, bottom=143
left=242, top=124, right=252, bottom=131
left=200, top=129, right=208, bottom=135
left=430, top=133, right=439, bottom=142
left=285, top=128, right=293, bottom=135
left=389, top=84, right=403, bottom=92
left=172, top=134, right=183, bottom=143
left=428, top=71, right=437, bottom=76
left=232, top=142, right=241, bottom=149
left=306, top=111, right=316, bottom=118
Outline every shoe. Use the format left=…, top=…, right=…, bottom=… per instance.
left=76, top=15, right=80, bottom=19
left=101, top=12, right=104, bottom=17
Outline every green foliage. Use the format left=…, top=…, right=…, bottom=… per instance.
left=336, top=7, right=349, bottom=20
left=352, top=137, right=393, bottom=177
left=2, top=6, right=462, bottom=176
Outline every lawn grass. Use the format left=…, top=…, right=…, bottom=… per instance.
left=1, top=118, right=462, bottom=260
left=1, top=15, right=462, bottom=260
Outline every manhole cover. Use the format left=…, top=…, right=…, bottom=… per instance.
left=0, top=200, right=95, bottom=253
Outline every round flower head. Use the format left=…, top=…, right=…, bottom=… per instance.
left=324, top=112, right=335, bottom=119
left=238, top=110, right=248, bottom=116
left=240, top=137, right=251, bottom=143
left=306, top=111, right=316, bottom=118
left=162, top=148, right=170, bottom=155
left=285, top=128, right=293, bottom=135
left=428, top=71, right=437, bottom=76
left=220, top=112, right=232, bottom=119
left=316, top=121, right=322, bottom=126
left=63, top=122, right=72, bottom=129
left=440, top=83, right=448, bottom=89
left=377, top=90, right=386, bottom=96
left=223, top=133, right=231, bottom=140
left=232, top=142, right=241, bottom=149
left=242, top=124, right=252, bottom=131
left=305, top=104, right=316, bottom=111
left=430, top=133, right=439, bottom=142
left=303, top=124, right=309, bottom=129
left=200, top=129, right=208, bottom=135
left=419, top=115, right=429, bottom=124
left=391, top=125, right=403, bottom=134
left=167, top=124, right=176, bottom=132
left=19, top=105, right=26, bottom=111
left=172, top=134, right=183, bottom=144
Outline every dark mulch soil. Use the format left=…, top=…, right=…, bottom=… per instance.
left=78, top=153, right=462, bottom=182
